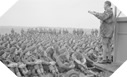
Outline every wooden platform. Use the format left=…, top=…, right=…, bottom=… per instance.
left=93, top=63, right=122, bottom=73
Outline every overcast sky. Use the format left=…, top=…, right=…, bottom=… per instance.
left=0, top=0, right=126, bottom=29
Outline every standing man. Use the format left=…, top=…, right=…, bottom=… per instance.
left=88, top=1, right=114, bottom=63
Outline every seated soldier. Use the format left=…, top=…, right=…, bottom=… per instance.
left=32, top=50, right=56, bottom=74
left=7, top=62, right=18, bottom=74
left=55, top=50, right=75, bottom=73
left=72, top=46, right=98, bottom=75
left=49, top=62, right=59, bottom=77
left=72, top=50, right=86, bottom=66
left=34, top=62, right=44, bottom=77
left=17, top=62, right=29, bottom=77
left=45, top=46, right=56, bottom=61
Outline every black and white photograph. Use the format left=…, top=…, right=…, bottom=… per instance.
left=0, top=0, right=126, bottom=77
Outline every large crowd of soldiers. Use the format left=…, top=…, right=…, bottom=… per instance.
left=0, top=27, right=114, bottom=77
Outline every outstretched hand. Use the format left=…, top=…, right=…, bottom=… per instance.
left=88, top=11, right=93, bottom=14
left=88, top=11, right=96, bottom=15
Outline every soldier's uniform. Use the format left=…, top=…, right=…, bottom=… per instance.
left=94, top=7, right=114, bottom=61
left=72, top=51, right=86, bottom=64
left=45, top=46, right=56, bottom=61
left=55, top=50, right=74, bottom=73
left=71, top=51, right=89, bottom=74
left=18, top=62, right=29, bottom=77
left=34, top=63, right=44, bottom=77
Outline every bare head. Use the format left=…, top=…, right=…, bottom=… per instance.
left=104, top=1, right=112, bottom=10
